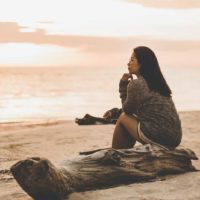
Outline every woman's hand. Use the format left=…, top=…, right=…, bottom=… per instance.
left=121, top=73, right=133, bottom=81
left=103, top=111, right=112, bottom=120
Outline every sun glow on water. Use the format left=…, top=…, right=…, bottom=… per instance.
left=0, top=66, right=199, bottom=123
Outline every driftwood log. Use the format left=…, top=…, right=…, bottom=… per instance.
left=11, top=144, right=198, bottom=200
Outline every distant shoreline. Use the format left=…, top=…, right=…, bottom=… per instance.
left=0, top=110, right=199, bottom=131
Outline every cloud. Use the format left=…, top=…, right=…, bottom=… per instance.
left=0, top=22, right=199, bottom=68
left=0, top=22, right=199, bottom=53
left=124, top=0, right=200, bottom=9
left=0, top=22, right=129, bottom=52
left=37, top=21, right=54, bottom=24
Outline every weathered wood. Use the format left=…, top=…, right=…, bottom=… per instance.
left=10, top=144, right=198, bottom=200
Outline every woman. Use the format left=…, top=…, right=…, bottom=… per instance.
left=105, top=46, right=182, bottom=150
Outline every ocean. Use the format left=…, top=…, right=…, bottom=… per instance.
left=0, top=66, right=199, bottom=123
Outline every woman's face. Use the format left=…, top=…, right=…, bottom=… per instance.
left=127, top=52, right=141, bottom=76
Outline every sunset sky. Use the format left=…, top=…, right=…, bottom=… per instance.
left=0, top=0, right=199, bottom=68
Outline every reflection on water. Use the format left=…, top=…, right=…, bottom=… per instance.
left=0, top=66, right=199, bottom=123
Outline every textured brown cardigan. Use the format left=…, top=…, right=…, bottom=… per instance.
left=119, top=76, right=182, bottom=149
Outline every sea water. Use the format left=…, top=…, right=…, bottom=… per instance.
left=0, top=66, right=199, bottom=123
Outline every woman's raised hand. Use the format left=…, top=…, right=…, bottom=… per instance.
left=121, top=73, right=133, bottom=81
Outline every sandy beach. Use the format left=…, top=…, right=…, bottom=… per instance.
left=0, top=111, right=200, bottom=200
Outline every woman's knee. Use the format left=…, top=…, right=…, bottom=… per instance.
left=118, top=112, right=128, bottom=122
left=117, top=112, right=141, bottom=142
left=118, top=112, right=138, bottom=123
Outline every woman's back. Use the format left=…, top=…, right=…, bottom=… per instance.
left=120, top=77, right=182, bottom=148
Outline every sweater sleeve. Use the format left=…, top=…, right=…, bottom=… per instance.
left=119, top=79, right=129, bottom=103
left=109, top=108, right=122, bottom=119
left=122, top=78, right=149, bottom=115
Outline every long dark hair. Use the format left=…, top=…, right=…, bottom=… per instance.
left=134, top=46, right=172, bottom=97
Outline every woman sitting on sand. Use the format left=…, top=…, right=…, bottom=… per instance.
left=104, top=46, right=182, bottom=149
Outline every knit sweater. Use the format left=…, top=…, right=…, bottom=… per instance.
left=119, top=76, right=182, bottom=148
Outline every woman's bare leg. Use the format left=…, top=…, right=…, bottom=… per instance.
left=112, top=112, right=144, bottom=149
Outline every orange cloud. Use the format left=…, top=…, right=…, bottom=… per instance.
left=0, top=22, right=199, bottom=68
left=0, top=22, right=129, bottom=52
left=124, top=0, right=200, bottom=9
left=0, top=22, right=199, bottom=53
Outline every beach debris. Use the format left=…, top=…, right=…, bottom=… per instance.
left=0, top=169, right=13, bottom=182
left=75, top=114, right=117, bottom=125
left=10, top=144, right=198, bottom=200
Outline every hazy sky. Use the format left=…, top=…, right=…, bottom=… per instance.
left=0, top=0, right=199, bottom=67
